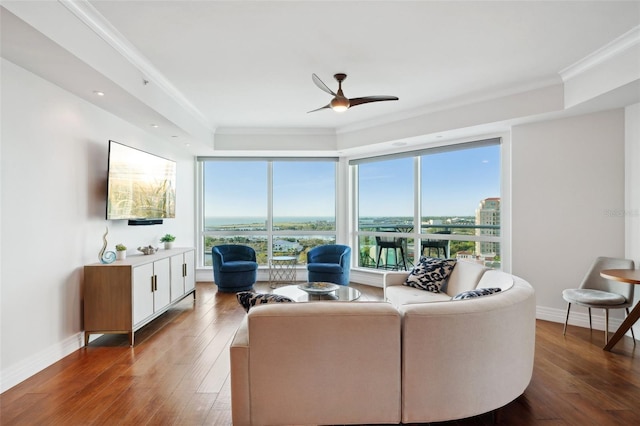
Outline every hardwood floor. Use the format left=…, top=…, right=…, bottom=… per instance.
left=1, top=281, right=639, bottom=425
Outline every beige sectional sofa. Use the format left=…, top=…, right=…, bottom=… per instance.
left=230, top=260, right=535, bottom=425
left=387, top=261, right=536, bottom=424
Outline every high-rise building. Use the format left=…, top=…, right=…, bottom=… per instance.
left=475, top=197, right=500, bottom=258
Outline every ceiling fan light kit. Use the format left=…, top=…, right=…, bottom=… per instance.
left=309, top=73, right=398, bottom=113
left=330, top=97, right=350, bottom=112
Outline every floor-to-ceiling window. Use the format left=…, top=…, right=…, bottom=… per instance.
left=352, top=138, right=502, bottom=270
left=199, top=158, right=337, bottom=266
left=357, top=157, right=415, bottom=269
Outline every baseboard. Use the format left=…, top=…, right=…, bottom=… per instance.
left=537, top=305, right=638, bottom=339
left=1, top=332, right=84, bottom=393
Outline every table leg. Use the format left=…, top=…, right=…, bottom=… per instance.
left=603, top=301, right=640, bottom=351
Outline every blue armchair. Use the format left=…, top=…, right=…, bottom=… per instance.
left=306, top=244, right=351, bottom=286
left=212, top=245, right=258, bottom=292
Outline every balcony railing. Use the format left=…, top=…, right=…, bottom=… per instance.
left=357, top=222, right=501, bottom=270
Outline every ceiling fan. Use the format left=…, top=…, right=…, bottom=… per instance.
left=308, top=73, right=399, bottom=113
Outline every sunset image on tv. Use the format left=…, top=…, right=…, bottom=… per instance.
left=106, top=141, right=176, bottom=220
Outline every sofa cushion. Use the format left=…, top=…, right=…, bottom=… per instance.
left=386, top=285, right=452, bottom=307
left=441, top=260, right=489, bottom=296
left=236, top=292, right=294, bottom=312
left=403, top=257, right=456, bottom=293
left=452, top=287, right=502, bottom=300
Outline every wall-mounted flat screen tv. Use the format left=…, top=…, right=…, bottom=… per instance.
left=106, top=140, right=176, bottom=223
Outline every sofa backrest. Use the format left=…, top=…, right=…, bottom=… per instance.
left=307, top=244, right=351, bottom=265
left=476, top=269, right=515, bottom=291
left=242, top=302, right=402, bottom=425
left=441, top=260, right=489, bottom=296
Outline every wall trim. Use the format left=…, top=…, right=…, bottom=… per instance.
left=537, top=305, right=637, bottom=341
left=560, top=25, right=640, bottom=82
left=0, top=332, right=84, bottom=393
left=59, top=0, right=212, bottom=129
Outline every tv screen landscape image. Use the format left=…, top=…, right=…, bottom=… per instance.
left=106, top=140, right=176, bottom=221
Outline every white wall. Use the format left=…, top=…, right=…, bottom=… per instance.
left=0, top=59, right=195, bottom=392
left=626, top=103, right=640, bottom=263
left=625, top=102, right=640, bottom=337
left=511, top=109, right=627, bottom=328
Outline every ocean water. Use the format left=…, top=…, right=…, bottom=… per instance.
left=205, top=216, right=335, bottom=226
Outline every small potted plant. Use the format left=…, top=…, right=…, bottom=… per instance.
left=160, top=234, right=176, bottom=249
left=115, top=244, right=127, bottom=260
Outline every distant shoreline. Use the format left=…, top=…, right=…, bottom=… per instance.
left=205, top=215, right=475, bottom=226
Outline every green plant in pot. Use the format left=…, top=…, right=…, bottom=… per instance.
left=160, top=234, right=176, bottom=249
left=115, top=244, right=127, bottom=260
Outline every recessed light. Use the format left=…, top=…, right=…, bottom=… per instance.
left=151, top=124, right=159, bottom=128
left=93, top=91, right=105, bottom=96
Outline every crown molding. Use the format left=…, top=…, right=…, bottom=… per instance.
left=216, top=127, right=336, bottom=136
left=59, top=0, right=213, bottom=131
left=560, top=25, right=640, bottom=82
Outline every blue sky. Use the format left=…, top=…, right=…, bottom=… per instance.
left=359, top=145, right=500, bottom=216
left=204, top=161, right=335, bottom=217
left=204, top=145, right=500, bottom=218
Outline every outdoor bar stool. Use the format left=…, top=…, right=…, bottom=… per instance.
left=421, top=231, right=451, bottom=258
left=375, top=236, right=408, bottom=270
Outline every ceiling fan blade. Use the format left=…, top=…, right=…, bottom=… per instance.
left=348, top=96, right=399, bottom=107
left=307, top=104, right=331, bottom=113
left=312, top=74, right=336, bottom=96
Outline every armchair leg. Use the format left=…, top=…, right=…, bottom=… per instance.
left=563, top=303, right=571, bottom=335
left=588, top=307, right=592, bottom=330
left=605, top=309, right=610, bottom=344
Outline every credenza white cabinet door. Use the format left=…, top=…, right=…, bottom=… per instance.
left=184, top=250, right=195, bottom=293
left=153, top=258, right=171, bottom=311
left=170, top=254, right=185, bottom=302
left=133, top=263, right=154, bottom=325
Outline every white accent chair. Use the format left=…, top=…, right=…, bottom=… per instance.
left=562, top=256, right=636, bottom=344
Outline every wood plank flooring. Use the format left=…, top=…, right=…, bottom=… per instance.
left=1, top=281, right=639, bottom=425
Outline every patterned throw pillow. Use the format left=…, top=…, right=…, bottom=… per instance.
left=452, top=287, right=502, bottom=300
left=236, top=291, right=294, bottom=313
left=403, top=257, right=457, bottom=293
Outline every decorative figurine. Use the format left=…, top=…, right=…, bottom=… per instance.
left=99, top=227, right=116, bottom=264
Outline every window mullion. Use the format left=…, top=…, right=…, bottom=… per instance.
left=267, top=161, right=273, bottom=260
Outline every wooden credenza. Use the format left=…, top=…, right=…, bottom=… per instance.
left=84, top=247, right=196, bottom=346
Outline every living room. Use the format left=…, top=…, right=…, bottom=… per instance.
left=1, top=0, right=639, bottom=421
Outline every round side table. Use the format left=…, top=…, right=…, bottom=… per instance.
left=269, top=256, right=298, bottom=288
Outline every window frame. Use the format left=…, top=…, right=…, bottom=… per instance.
left=350, top=138, right=503, bottom=270
left=196, top=157, right=338, bottom=267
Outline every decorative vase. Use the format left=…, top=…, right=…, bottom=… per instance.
left=116, top=251, right=127, bottom=260
left=164, top=242, right=173, bottom=250
left=99, top=227, right=116, bottom=264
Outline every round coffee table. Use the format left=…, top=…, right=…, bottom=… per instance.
left=273, top=283, right=361, bottom=302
